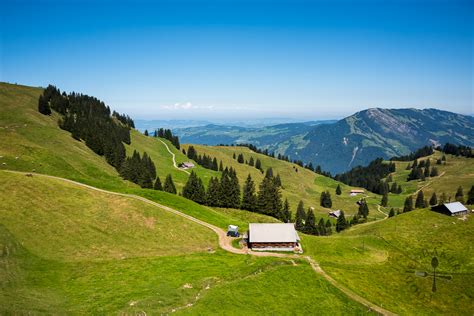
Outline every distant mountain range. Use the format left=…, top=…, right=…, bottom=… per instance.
left=171, top=108, right=474, bottom=174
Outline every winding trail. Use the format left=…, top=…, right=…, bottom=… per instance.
left=158, top=139, right=190, bottom=175
left=2, top=170, right=396, bottom=315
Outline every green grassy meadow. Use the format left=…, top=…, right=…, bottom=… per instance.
left=1, top=82, right=473, bottom=314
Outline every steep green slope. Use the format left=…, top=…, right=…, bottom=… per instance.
left=183, top=144, right=383, bottom=218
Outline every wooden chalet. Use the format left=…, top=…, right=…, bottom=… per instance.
left=248, top=223, right=300, bottom=251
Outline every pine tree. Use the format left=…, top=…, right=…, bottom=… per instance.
left=144, top=129, right=149, bottom=136
left=381, top=193, right=388, bottom=207
left=403, top=196, right=413, bottom=212
left=406, top=163, right=411, bottom=170
left=38, top=95, right=51, bottom=115
left=163, top=174, right=177, bottom=194
left=317, top=218, right=326, bottom=236
left=274, top=174, right=282, bottom=187
left=304, top=209, right=317, bottom=235
left=228, top=168, right=241, bottom=208
left=397, top=184, right=403, bottom=194
left=441, top=155, right=446, bottom=162
left=219, top=161, right=224, bottom=172
left=233, top=153, right=236, bottom=159
left=390, top=182, right=398, bottom=193
left=281, top=198, right=291, bottom=223
left=336, top=210, right=347, bottom=232
left=320, top=191, right=332, bottom=208
left=154, top=176, right=163, bottom=190
left=430, top=167, right=439, bottom=177
left=255, top=159, right=262, bottom=171
left=237, top=153, right=244, bottom=163
left=206, top=177, right=221, bottom=206
left=388, top=208, right=395, bottom=217
left=295, top=201, right=306, bottom=231
left=467, top=186, right=474, bottom=204
left=212, top=158, right=218, bottom=171
left=249, top=157, right=255, bottom=166
left=241, top=174, right=257, bottom=211
left=424, top=167, right=430, bottom=178
left=265, top=167, right=274, bottom=179
left=358, top=199, right=369, bottom=218
left=336, top=184, right=342, bottom=195
left=415, top=190, right=425, bottom=208
left=182, top=171, right=206, bottom=204
left=455, top=186, right=464, bottom=203
left=429, top=192, right=437, bottom=206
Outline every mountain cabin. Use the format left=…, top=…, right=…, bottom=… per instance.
left=431, top=202, right=468, bottom=216
left=248, top=223, right=300, bottom=252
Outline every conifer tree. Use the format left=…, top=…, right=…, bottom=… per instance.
left=415, top=190, right=425, bottom=208
left=336, top=184, right=342, bottom=195
left=390, top=182, right=398, bottom=193
left=386, top=174, right=393, bottom=182
left=182, top=171, right=206, bottom=204
left=237, top=153, right=244, bottom=163
left=358, top=199, right=369, bottom=218
left=467, top=186, right=474, bottom=205
left=241, top=174, right=257, bottom=211
left=397, top=184, right=403, bottom=194
left=38, top=95, right=51, bottom=115
left=304, top=209, right=317, bottom=235
left=229, top=168, right=241, bottom=208
left=455, top=186, right=464, bottom=203
left=403, top=196, right=413, bottom=212
left=388, top=208, right=395, bottom=217
left=281, top=198, right=291, bottom=223
left=295, top=201, right=306, bottom=231
left=320, top=191, right=332, bottom=208
left=325, top=219, right=332, bottom=235
left=265, top=167, right=274, bottom=179
left=233, top=153, right=236, bottom=159
left=144, top=129, right=149, bottom=136
left=429, top=192, right=437, bottom=206
left=219, top=161, right=224, bottom=172
left=430, top=167, right=439, bottom=177
left=255, top=159, right=262, bottom=171
left=206, top=177, right=220, bottom=206
left=381, top=193, right=388, bottom=207
left=154, top=176, right=163, bottom=191
left=249, top=156, right=255, bottom=166
left=336, top=210, right=348, bottom=232
left=406, top=163, right=411, bottom=170
left=424, top=167, right=430, bottom=178
left=274, top=174, right=282, bottom=187
left=163, top=174, right=177, bottom=194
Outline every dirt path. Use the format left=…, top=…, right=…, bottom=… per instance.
left=158, top=139, right=190, bottom=175
left=413, top=171, right=446, bottom=195
left=2, top=170, right=396, bottom=315
left=376, top=205, right=388, bottom=218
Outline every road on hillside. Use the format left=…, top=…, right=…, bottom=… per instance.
left=158, top=139, right=190, bottom=175
left=3, top=170, right=397, bottom=316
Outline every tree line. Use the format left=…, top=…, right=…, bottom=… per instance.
left=234, top=152, right=263, bottom=173
left=185, top=146, right=223, bottom=171
left=38, top=85, right=134, bottom=170
left=406, top=158, right=439, bottom=181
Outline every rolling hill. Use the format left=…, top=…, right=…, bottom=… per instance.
left=1, top=82, right=473, bottom=315
left=173, top=108, right=474, bottom=174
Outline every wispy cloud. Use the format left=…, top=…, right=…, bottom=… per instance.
left=160, top=102, right=214, bottom=110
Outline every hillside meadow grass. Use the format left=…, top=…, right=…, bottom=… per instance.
left=182, top=144, right=384, bottom=219
left=0, top=171, right=371, bottom=315
left=302, top=209, right=474, bottom=315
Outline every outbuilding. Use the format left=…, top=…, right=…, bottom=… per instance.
left=329, top=210, right=342, bottom=218
left=431, top=202, right=468, bottom=216
left=248, top=223, right=300, bottom=251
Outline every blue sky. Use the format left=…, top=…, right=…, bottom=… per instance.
left=1, top=0, right=472, bottom=120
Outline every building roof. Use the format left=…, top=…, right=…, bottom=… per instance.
left=249, top=223, right=300, bottom=243
left=329, top=210, right=342, bottom=218
left=443, top=202, right=468, bottom=214
left=351, top=189, right=365, bottom=193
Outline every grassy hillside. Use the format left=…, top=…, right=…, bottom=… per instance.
left=385, top=151, right=474, bottom=210
left=303, top=209, right=474, bottom=315
left=182, top=144, right=383, bottom=218
left=0, top=171, right=370, bottom=314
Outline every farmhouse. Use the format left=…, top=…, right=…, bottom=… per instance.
left=180, top=162, right=195, bottom=169
left=431, top=202, right=468, bottom=216
left=248, top=223, right=300, bottom=251
left=350, top=189, right=365, bottom=196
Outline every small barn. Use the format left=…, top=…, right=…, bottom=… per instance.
left=329, top=210, right=342, bottom=218
left=248, top=223, right=300, bottom=251
left=350, top=189, right=365, bottom=196
left=431, top=202, right=468, bottom=216
left=180, top=162, right=195, bottom=169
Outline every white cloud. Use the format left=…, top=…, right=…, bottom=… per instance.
left=160, top=102, right=214, bottom=111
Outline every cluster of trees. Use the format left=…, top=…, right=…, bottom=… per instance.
left=119, top=150, right=157, bottom=188
left=406, top=158, right=439, bottom=181
left=151, top=128, right=180, bottom=149
left=439, top=143, right=473, bottom=158
left=234, top=153, right=263, bottom=172
left=294, top=201, right=332, bottom=236
left=38, top=85, right=133, bottom=171
left=391, top=146, right=434, bottom=161
left=186, top=146, right=221, bottom=171
left=402, top=185, right=472, bottom=213
left=334, top=158, right=396, bottom=194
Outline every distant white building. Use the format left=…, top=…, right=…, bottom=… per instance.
left=350, top=189, right=365, bottom=196
left=329, top=210, right=342, bottom=218
left=180, top=162, right=195, bottom=169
